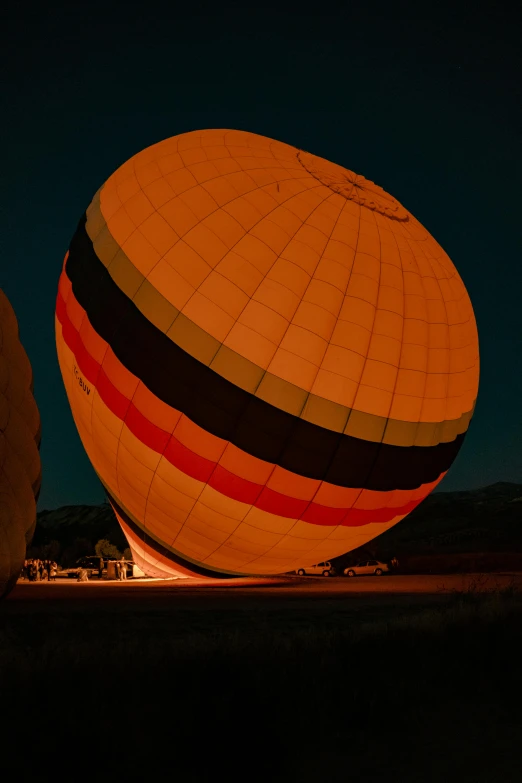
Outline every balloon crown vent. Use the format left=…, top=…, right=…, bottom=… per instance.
left=297, top=150, right=409, bottom=221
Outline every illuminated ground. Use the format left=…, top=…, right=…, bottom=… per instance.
left=10, top=571, right=522, bottom=599
left=7, top=572, right=522, bottom=626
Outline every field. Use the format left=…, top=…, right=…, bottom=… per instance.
left=2, top=575, right=522, bottom=781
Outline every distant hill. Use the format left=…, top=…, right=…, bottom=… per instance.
left=371, top=481, right=522, bottom=556
left=333, top=481, right=522, bottom=573
left=31, top=482, right=522, bottom=570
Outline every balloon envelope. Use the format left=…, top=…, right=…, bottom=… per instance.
left=55, top=130, right=479, bottom=577
left=1, top=290, right=41, bottom=597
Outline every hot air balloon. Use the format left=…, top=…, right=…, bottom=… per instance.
left=1, top=290, right=41, bottom=597
left=55, top=130, right=479, bottom=578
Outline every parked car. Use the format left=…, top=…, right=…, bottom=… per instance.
left=295, top=562, right=332, bottom=577
left=344, top=560, right=389, bottom=577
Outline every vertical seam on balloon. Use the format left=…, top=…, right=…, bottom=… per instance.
left=190, top=189, right=348, bottom=564
left=264, top=193, right=350, bottom=406
left=122, top=174, right=327, bottom=351
left=233, top=192, right=343, bottom=400
left=243, top=197, right=362, bottom=555
left=143, top=427, right=235, bottom=572
left=152, top=431, right=236, bottom=562
left=121, top=381, right=172, bottom=574
left=416, top=234, right=452, bottom=435
left=314, top=204, right=371, bottom=423
left=173, top=184, right=331, bottom=355
left=241, top=202, right=368, bottom=570
left=148, top=186, right=333, bottom=563
left=116, top=147, right=311, bottom=258
left=295, top=210, right=384, bottom=555
left=312, top=211, right=398, bottom=551
left=159, top=186, right=336, bottom=561
left=346, top=218, right=438, bottom=528
left=406, top=226, right=470, bottom=428
left=367, top=216, right=410, bottom=516
left=409, top=231, right=445, bottom=445
left=287, top=211, right=394, bottom=563
left=449, top=288, right=480, bottom=413
left=130, top=173, right=321, bottom=318
left=375, top=219, right=407, bottom=436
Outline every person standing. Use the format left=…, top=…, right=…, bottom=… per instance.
left=50, top=562, right=57, bottom=581
left=119, top=556, right=126, bottom=581
left=98, top=557, right=104, bottom=580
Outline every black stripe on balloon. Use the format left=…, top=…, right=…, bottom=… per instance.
left=106, top=491, right=241, bottom=579
left=64, top=215, right=465, bottom=491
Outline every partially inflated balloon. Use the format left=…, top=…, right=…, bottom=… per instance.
left=1, top=290, right=41, bottom=597
left=55, top=130, right=479, bottom=577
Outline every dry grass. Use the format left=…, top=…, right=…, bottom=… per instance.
left=1, top=586, right=522, bottom=781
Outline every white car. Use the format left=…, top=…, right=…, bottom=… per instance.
left=344, top=560, right=389, bottom=577
left=295, top=562, right=332, bottom=577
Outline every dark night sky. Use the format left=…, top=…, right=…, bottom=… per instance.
left=2, top=1, right=521, bottom=510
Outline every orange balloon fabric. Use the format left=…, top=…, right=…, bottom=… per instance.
left=1, top=290, right=41, bottom=597
left=55, top=130, right=479, bottom=577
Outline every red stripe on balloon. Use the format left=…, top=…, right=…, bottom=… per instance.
left=75, top=338, right=101, bottom=388
left=56, top=285, right=432, bottom=527
left=126, top=403, right=171, bottom=454
left=256, top=487, right=310, bottom=518
left=210, top=464, right=263, bottom=506
left=97, top=369, right=131, bottom=421
left=301, top=503, right=348, bottom=526
left=164, top=437, right=215, bottom=484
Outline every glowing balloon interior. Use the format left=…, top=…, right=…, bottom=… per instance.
left=55, top=130, right=479, bottom=577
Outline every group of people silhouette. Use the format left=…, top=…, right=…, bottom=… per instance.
left=22, top=559, right=57, bottom=581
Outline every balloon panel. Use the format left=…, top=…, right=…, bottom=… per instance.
left=0, top=290, right=41, bottom=597
left=55, top=130, right=479, bottom=576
